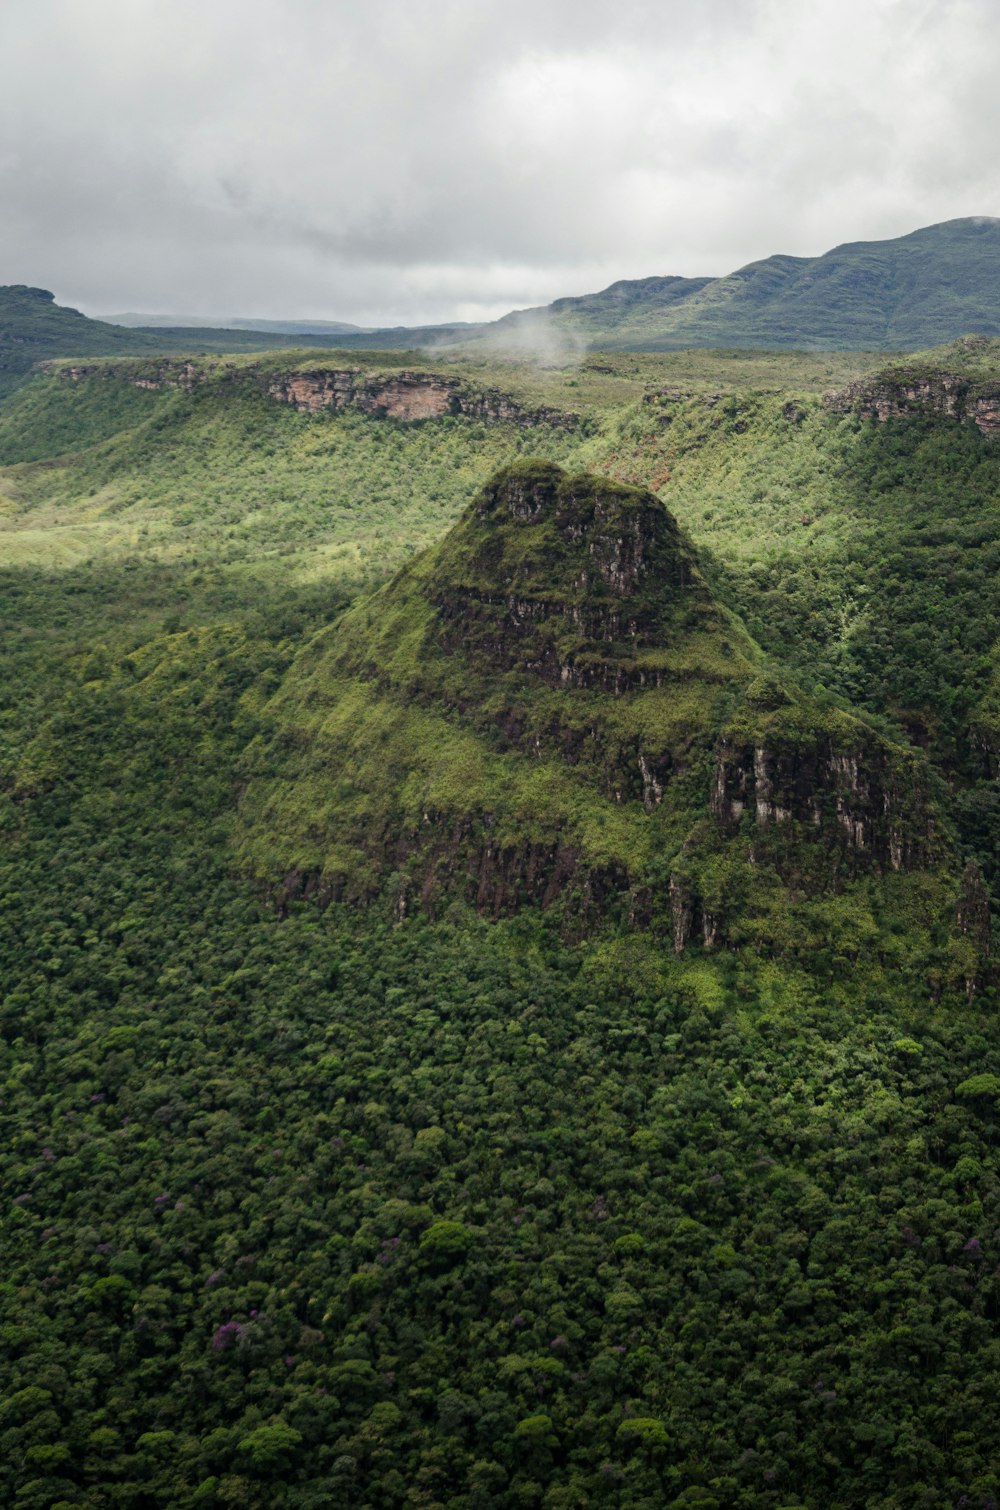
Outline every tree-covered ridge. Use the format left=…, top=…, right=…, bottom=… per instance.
left=481, top=218, right=1000, bottom=352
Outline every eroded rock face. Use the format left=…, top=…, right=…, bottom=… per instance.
left=826, top=370, right=1000, bottom=439
left=266, top=369, right=454, bottom=419
left=265, top=368, right=578, bottom=428
left=428, top=471, right=703, bottom=738
left=265, top=369, right=357, bottom=412
left=57, top=359, right=199, bottom=389
left=710, top=734, right=934, bottom=873
left=50, top=359, right=580, bottom=429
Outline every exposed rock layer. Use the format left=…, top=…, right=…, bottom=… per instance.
left=50, top=359, right=580, bottom=429
left=826, top=369, right=1000, bottom=438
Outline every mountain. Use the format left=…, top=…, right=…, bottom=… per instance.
left=484, top=218, right=1000, bottom=351
left=6, top=219, right=1000, bottom=380
left=104, top=311, right=368, bottom=335
left=238, top=458, right=968, bottom=975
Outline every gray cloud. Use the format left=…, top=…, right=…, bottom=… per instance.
left=1, top=0, right=998, bottom=324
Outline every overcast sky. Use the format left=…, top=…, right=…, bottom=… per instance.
left=1, top=0, right=998, bottom=326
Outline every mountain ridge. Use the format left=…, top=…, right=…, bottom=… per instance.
left=484, top=217, right=1000, bottom=352
left=5, top=219, right=1000, bottom=386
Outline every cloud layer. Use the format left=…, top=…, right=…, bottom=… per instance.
left=2, top=0, right=998, bottom=324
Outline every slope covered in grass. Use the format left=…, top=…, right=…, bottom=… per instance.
left=483, top=218, right=1000, bottom=351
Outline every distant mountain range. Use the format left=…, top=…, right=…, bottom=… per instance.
left=484, top=217, right=1000, bottom=352
left=3, top=219, right=1000, bottom=384
left=103, top=312, right=368, bottom=335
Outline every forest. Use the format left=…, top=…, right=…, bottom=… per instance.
left=2, top=340, right=1000, bottom=1508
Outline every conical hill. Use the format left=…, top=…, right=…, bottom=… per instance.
left=239, top=461, right=956, bottom=959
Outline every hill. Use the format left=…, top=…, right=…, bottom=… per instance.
left=238, top=459, right=963, bottom=976
left=485, top=218, right=1000, bottom=352
left=0, top=285, right=166, bottom=397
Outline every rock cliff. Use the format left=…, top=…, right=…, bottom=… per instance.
left=827, top=367, right=1000, bottom=438
left=48, top=358, right=580, bottom=429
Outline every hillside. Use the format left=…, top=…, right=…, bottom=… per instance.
left=0, top=285, right=166, bottom=397
left=238, top=460, right=963, bottom=976
left=485, top=218, right=1000, bottom=351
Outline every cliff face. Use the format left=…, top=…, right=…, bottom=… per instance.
left=827, top=368, right=1000, bottom=438
left=266, top=368, right=578, bottom=428
left=50, top=359, right=580, bottom=429
left=710, top=733, right=934, bottom=873
left=239, top=462, right=955, bottom=958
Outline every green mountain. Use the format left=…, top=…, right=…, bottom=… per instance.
left=239, top=459, right=962, bottom=975
left=475, top=218, right=1000, bottom=352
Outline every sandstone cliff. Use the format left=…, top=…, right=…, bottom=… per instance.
left=48, top=358, right=580, bottom=430
left=827, top=367, right=1000, bottom=438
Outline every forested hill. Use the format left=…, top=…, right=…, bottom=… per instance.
left=486, top=218, right=1000, bottom=352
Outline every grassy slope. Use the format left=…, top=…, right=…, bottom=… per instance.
left=488, top=218, right=1000, bottom=351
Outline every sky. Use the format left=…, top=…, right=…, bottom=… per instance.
left=1, top=0, right=998, bottom=327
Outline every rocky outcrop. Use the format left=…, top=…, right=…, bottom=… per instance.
left=826, top=369, right=1000, bottom=439
left=710, top=733, right=934, bottom=873
left=265, top=368, right=579, bottom=428
left=425, top=470, right=705, bottom=729
left=265, top=368, right=358, bottom=412
left=47, top=358, right=580, bottom=429
left=56, top=358, right=199, bottom=389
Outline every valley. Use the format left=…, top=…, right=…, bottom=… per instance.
left=2, top=334, right=1000, bottom=1508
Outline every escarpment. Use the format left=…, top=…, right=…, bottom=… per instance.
left=264, top=368, right=580, bottom=428
left=239, top=461, right=961, bottom=960
left=48, top=357, right=580, bottom=429
left=710, top=732, right=935, bottom=872
left=827, top=366, right=1000, bottom=438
